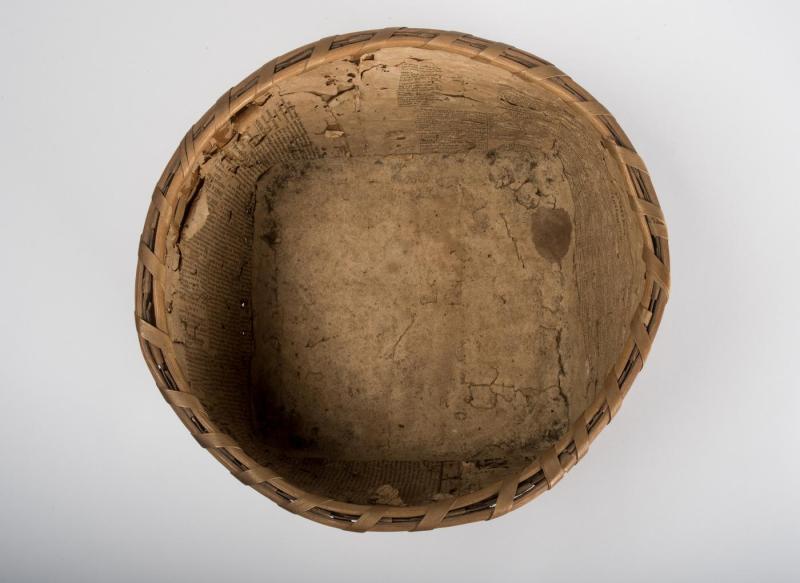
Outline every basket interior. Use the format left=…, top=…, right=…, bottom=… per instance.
left=164, top=47, right=645, bottom=506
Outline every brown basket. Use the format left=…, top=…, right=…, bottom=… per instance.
left=135, top=28, right=670, bottom=532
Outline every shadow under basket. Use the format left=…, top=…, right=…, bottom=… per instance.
left=135, top=28, right=670, bottom=532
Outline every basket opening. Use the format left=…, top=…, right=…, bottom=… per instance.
left=164, top=47, right=644, bottom=505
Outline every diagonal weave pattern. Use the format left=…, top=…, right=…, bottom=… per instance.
left=134, top=27, right=670, bottom=532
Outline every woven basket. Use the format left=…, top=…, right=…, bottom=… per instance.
left=135, top=28, right=670, bottom=532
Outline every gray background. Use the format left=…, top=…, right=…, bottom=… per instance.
left=1, top=1, right=798, bottom=581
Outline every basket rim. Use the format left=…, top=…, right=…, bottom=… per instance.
left=134, top=27, right=671, bottom=532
